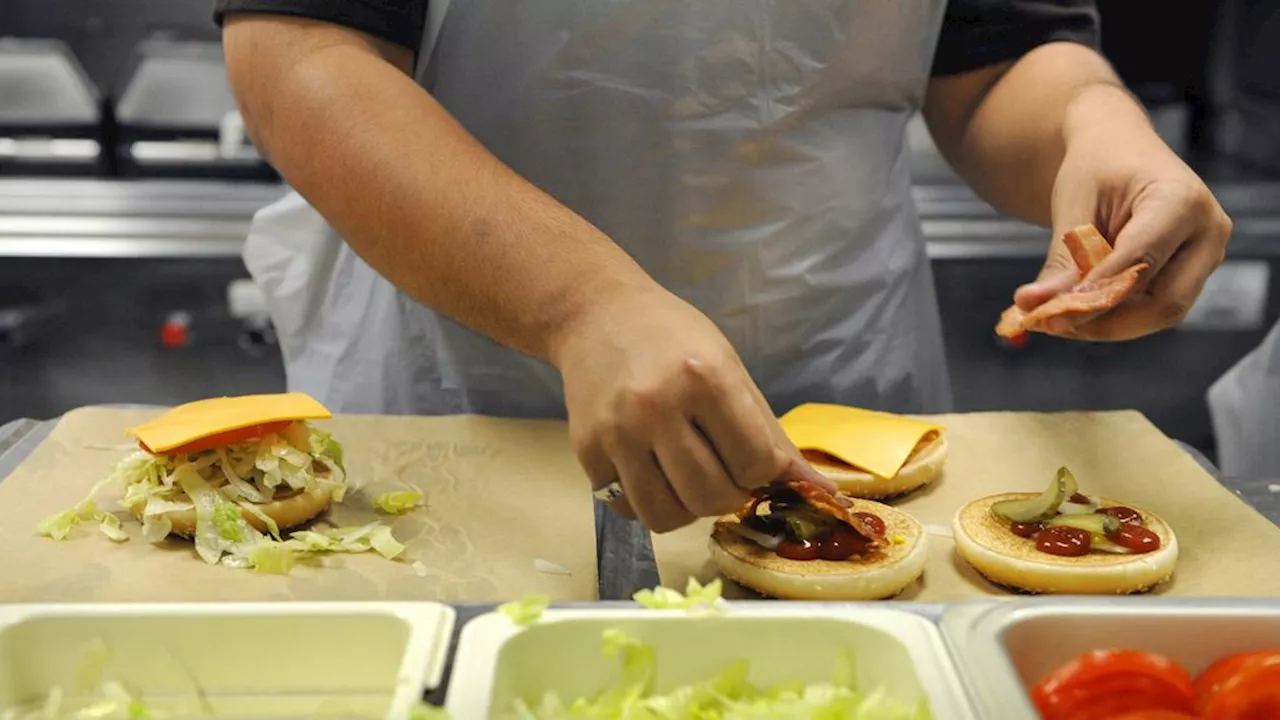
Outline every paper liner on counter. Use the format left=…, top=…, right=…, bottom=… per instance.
left=0, top=407, right=598, bottom=603
left=653, top=410, right=1280, bottom=600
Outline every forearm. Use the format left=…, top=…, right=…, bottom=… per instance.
left=224, top=16, right=658, bottom=364
left=924, top=42, right=1151, bottom=226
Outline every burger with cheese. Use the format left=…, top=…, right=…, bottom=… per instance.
left=37, top=393, right=404, bottom=572
left=780, top=403, right=947, bottom=499
left=709, top=478, right=928, bottom=600
left=952, top=466, right=1178, bottom=594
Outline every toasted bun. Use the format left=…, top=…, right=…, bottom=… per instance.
left=952, top=493, right=1178, bottom=595
left=709, top=499, right=928, bottom=600
left=133, top=486, right=332, bottom=538
left=804, top=433, right=947, bottom=499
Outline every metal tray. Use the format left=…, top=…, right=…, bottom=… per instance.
left=941, top=597, right=1280, bottom=719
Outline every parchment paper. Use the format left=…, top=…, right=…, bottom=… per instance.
left=0, top=407, right=598, bottom=603
left=653, top=410, right=1280, bottom=600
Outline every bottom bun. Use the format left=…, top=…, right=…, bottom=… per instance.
left=952, top=493, right=1178, bottom=595
left=133, top=486, right=333, bottom=538
left=805, top=434, right=947, bottom=500
left=709, top=499, right=928, bottom=600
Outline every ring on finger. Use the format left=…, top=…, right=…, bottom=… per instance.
left=592, top=480, right=626, bottom=503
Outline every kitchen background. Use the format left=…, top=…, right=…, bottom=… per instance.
left=2, top=0, right=1279, bottom=464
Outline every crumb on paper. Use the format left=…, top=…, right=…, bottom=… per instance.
left=534, top=558, right=571, bottom=575
left=412, top=561, right=429, bottom=578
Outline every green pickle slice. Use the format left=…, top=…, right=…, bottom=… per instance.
left=1044, top=512, right=1120, bottom=536
left=991, top=466, right=1079, bottom=523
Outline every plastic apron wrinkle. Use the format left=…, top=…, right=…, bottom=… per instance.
left=1207, top=318, right=1280, bottom=478
left=243, top=0, right=953, bottom=419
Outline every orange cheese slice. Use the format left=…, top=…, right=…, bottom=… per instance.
left=779, top=403, right=945, bottom=479
left=125, top=392, right=332, bottom=454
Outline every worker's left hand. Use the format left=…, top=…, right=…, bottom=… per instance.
left=1014, top=104, right=1233, bottom=341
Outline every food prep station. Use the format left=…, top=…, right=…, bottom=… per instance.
left=2, top=409, right=1280, bottom=718
left=4, top=3, right=1280, bottom=717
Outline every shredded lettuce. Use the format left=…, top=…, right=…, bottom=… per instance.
left=33, top=421, right=405, bottom=575
left=499, top=594, right=552, bottom=626
left=408, top=703, right=453, bottom=720
left=372, top=490, right=424, bottom=515
left=503, top=631, right=931, bottom=719
left=633, top=577, right=726, bottom=614
left=5, top=639, right=157, bottom=720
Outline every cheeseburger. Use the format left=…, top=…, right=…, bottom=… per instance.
left=780, top=403, right=947, bottom=499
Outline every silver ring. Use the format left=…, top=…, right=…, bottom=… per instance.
left=592, top=481, right=625, bottom=503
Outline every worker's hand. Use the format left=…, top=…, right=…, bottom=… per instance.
left=1015, top=93, right=1232, bottom=341
left=552, top=286, right=835, bottom=533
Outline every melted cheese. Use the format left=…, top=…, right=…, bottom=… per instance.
left=125, top=392, right=332, bottom=453
left=779, top=403, right=945, bottom=479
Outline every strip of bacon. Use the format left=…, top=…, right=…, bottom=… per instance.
left=1064, top=224, right=1113, bottom=274
left=743, top=480, right=882, bottom=542
left=995, top=224, right=1147, bottom=338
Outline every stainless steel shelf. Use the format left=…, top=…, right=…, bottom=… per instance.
left=0, top=177, right=1278, bottom=260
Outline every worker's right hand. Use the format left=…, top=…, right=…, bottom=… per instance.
left=551, top=286, right=835, bottom=533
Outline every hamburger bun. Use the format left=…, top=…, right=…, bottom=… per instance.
left=134, top=486, right=332, bottom=538
left=803, top=432, right=947, bottom=499
left=952, top=493, right=1178, bottom=595
left=709, top=499, right=928, bottom=600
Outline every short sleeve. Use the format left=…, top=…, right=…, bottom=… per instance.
left=213, top=0, right=427, bottom=51
left=931, top=0, right=1100, bottom=77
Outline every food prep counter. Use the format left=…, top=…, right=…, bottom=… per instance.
left=0, top=409, right=1276, bottom=604
left=2, top=407, right=1278, bottom=718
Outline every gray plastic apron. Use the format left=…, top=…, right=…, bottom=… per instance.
left=242, top=0, right=954, bottom=419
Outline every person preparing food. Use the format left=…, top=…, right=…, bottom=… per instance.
left=215, top=0, right=1233, bottom=534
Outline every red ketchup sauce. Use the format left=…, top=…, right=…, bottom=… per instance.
left=1035, top=526, right=1092, bottom=556
left=775, top=512, right=883, bottom=562
left=1008, top=504, right=1161, bottom=555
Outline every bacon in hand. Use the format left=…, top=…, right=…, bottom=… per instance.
left=995, top=224, right=1147, bottom=338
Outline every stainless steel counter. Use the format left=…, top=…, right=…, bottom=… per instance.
left=2, top=177, right=1279, bottom=260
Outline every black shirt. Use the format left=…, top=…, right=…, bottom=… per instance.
left=212, top=0, right=1099, bottom=77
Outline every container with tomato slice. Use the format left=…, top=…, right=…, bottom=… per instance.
left=938, top=598, right=1280, bottom=720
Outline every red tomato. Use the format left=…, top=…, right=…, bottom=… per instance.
left=141, top=421, right=293, bottom=455
left=1200, top=652, right=1280, bottom=720
left=1032, top=649, right=1196, bottom=720
left=1111, top=712, right=1197, bottom=720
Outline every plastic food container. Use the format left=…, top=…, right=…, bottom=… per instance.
left=941, top=597, right=1280, bottom=719
left=0, top=602, right=455, bottom=719
left=445, top=602, right=979, bottom=719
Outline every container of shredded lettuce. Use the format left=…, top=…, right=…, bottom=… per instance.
left=0, top=601, right=455, bottom=720
left=443, top=605, right=978, bottom=719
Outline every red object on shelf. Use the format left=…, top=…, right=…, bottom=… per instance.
left=160, top=311, right=192, bottom=349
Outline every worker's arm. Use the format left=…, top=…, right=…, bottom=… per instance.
left=223, top=14, right=654, bottom=362
left=922, top=0, right=1231, bottom=340
left=220, top=10, right=829, bottom=531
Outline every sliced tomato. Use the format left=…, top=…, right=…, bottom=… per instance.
left=1111, top=712, right=1197, bottom=720
left=141, top=421, right=293, bottom=455
left=1037, top=674, right=1198, bottom=720
left=1032, top=649, right=1196, bottom=720
left=1196, top=650, right=1280, bottom=714
left=1200, top=654, right=1280, bottom=720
